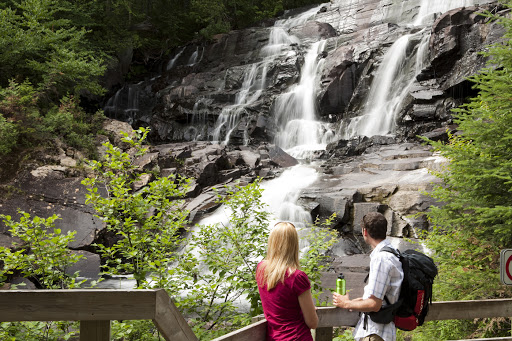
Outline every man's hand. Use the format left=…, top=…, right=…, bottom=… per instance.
left=332, top=292, right=350, bottom=309
left=333, top=292, right=383, bottom=313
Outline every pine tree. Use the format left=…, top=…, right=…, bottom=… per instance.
left=418, top=1, right=512, bottom=339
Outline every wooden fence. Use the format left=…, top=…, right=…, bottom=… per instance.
left=0, top=289, right=197, bottom=341
left=1, top=289, right=511, bottom=341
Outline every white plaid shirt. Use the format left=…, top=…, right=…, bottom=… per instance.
left=353, top=240, right=404, bottom=341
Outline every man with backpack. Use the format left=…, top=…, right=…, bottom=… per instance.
left=332, top=212, right=404, bottom=341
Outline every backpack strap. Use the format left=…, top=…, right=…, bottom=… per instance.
left=381, top=246, right=410, bottom=297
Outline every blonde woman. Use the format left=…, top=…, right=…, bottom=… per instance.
left=256, top=222, right=318, bottom=340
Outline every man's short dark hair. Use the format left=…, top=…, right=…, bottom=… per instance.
left=362, top=212, right=387, bottom=240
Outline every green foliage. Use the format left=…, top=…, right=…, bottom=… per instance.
left=111, top=320, right=163, bottom=341
left=333, top=327, right=355, bottom=341
left=190, top=0, right=231, bottom=39
left=174, top=180, right=270, bottom=338
left=42, top=95, right=104, bottom=154
left=0, top=79, right=40, bottom=150
left=0, top=113, right=18, bottom=156
left=0, top=80, right=105, bottom=157
left=0, top=195, right=85, bottom=341
left=420, top=1, right=512, bottom=339
left=0, top=0, right=106, bottom=97
left=0, top=211, right=84, bottom=289
left=82, top=127, right=191, bottom=288
left=300, top=214, right=338, bottom=304
left=172, top=181, right=338, bottom=339
left=0, top=321, right=79, bottom=341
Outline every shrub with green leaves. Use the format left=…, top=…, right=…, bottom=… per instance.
left=0, top=211, right=83, bottom=289
left=82, top=127, right=191, bottom=289
left=0, top=212, right=82, bottom=341
left=0, top=113, right=18, bottom=156
left=173, top=180, right=338, bottom=340
left=300, top=214, right=338, bottom=304
left=174, top=180, right=270, bottom=339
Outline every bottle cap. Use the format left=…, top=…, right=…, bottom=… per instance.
left=338, top=273, right=344, bottom=280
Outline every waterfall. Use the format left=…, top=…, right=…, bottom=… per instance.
left=339, top=0, right=491, bottom=139
left=210, top=5, right=323, bottom=145
left=167, top=46, right=185, bottom=70
left=414, top=0, right=484, bottom=25
left=274, top=40, right=335, bottom=158
left=103, top=83, right=141, bottom=124
left=211, top=63, right=263, bottom=144
left=339, top=34, right=418, bottom=138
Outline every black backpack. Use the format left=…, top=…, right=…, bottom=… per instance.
left=365, top=247, right=438, bottom=331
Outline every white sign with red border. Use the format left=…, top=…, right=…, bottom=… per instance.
left=500, top=249, right=512, bottom=285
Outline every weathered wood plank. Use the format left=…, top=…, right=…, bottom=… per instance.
left=210, top=319, right=267, bottom=341
left=427, top=299, right=512, bottom=321
left=80, top=320, right=111, bottom=341
left=0, top=290, right=157, bottom=321
left=315, top=326, right=333, bottom=341
left=317, top=307, right=360, bottom=327
left=153, top=289, right=198, bottom=341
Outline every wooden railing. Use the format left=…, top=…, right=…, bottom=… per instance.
left=1, top=289, right=511, bottom=341
left=212, top=299, right=512, bottom=341
left=0, top=289, right=197, bottom=341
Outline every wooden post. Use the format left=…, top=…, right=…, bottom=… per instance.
left=315, top=327, right=333, bottom=341
left=80, top=320, right=111, bottom=341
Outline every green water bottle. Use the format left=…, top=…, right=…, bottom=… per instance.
left=336, top=273, right=346, bottom=295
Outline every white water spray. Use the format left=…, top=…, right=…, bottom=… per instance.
left=274, top=40, right=334, bottom=158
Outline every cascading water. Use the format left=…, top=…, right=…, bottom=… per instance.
left=201, top=6, right=333, bottom=240
left=167, top=46, right=186, bottom=70
left=210, top=5, right=324, bottom=145
left=273, top=40, right=335, bottom=159
left=338, top=0, right=491, bottom=139
left=103, top=83, right=142, bottom=124
left=97, top=0, right=496, bottom=291
left=415, top=0, right=486, bottom=25
left=339, top=34, right=419, bottom=138
left=212, top=63, right=264, bottom=144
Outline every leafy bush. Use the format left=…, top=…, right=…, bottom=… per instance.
left=0, top=80, right=105, bottom=157
left=0, top=212, right=82, bottom=341
left=82, top=127, right=191, bottom=289
left=0, top=113, right=18, bottom=156
left=0, top=212, right=83, bottom=289
left=174, top=180, right=270, bottom=338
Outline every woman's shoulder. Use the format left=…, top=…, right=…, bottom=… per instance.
left=289, top=268, right=311, bottom=293
left=288, top=268, right=309, bottom=281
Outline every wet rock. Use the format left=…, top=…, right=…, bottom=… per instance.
left=239, top=150, right=261, bottom=168
left=102, top=119, right=135, bottom=150
left=7, top=277, right=37, bottom=290
left=289, top=21, right=337, bottom=41
left=420, top=125, right=457, bottom=142
left=267, top=145, right=298, bottom=168
left=353, top=202, right=386, bottom=235
left=66, top=250, right=101, bottom=280
left=133, top=152, right=159, bottom=171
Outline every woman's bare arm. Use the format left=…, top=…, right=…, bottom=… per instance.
left=298, top=289, right=319, bottom=329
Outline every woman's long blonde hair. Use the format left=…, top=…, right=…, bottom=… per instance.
left=257, top=222, right=300, bottom=290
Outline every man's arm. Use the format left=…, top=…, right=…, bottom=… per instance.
left=332, top=292, right=382, bottom=313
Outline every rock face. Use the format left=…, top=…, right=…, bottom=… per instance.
left=0, top=0, right=507, bottom=288
left=102, top=0, right=503, bottom=146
